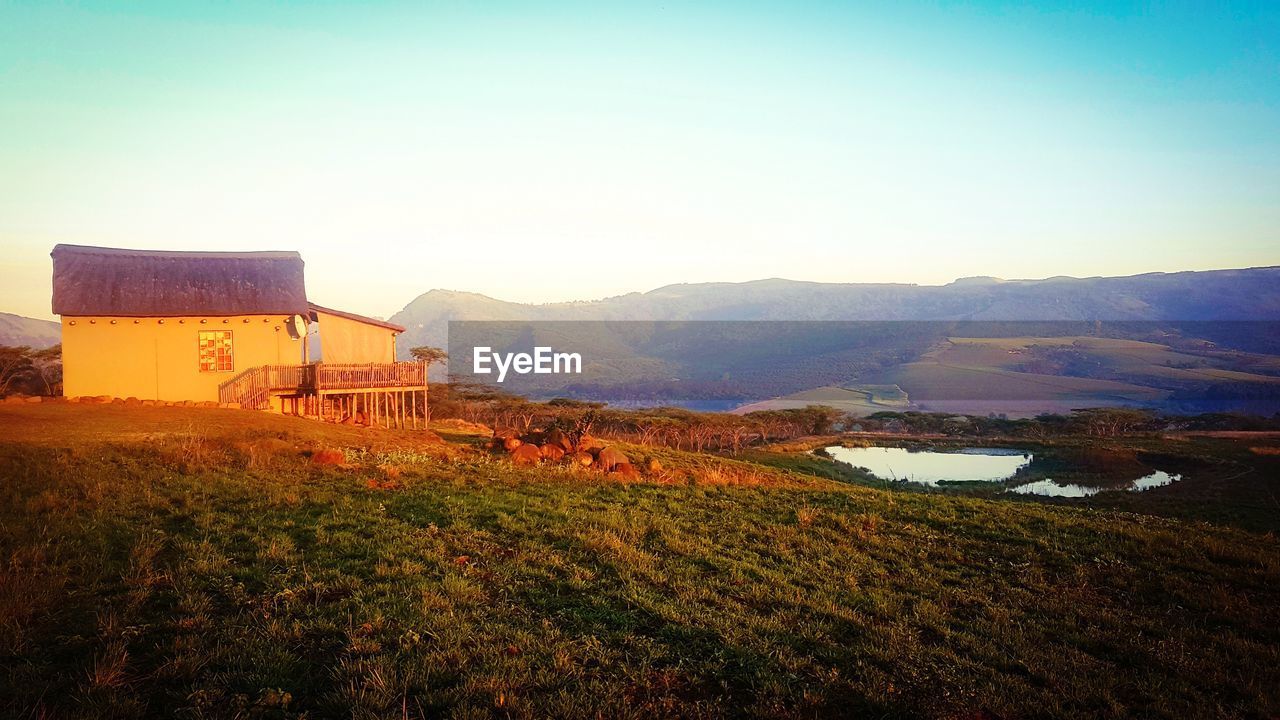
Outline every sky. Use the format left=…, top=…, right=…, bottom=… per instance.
left=1, top=1, right=1277, bottom=321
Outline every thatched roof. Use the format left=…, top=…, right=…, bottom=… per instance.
left=51, top=244, right=309, bottom=317
left=308, top=303, right=405, bottom=333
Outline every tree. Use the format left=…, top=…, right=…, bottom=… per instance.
left=0, top=345, right=35, bottom=397
left=409, top=346, right=449, bottom=369
left=1071, top=408, right=1153, bottom=438
left=31, top=345, right=62, bottom=396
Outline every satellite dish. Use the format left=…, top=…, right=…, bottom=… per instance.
left=286, top=314, right=308, bottom=339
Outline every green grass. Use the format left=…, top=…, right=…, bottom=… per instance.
left=1, top=405, right=1279, bottom=718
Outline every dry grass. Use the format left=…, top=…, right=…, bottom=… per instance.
left=1, top=404, right=1279, bottom=718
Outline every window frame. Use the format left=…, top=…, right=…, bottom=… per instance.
left=197, top=330, right=235, bottom=373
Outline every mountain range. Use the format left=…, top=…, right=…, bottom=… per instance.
left=390, top=267, right=1280, bottom=354
left=0, top=312, right=60, bottom=349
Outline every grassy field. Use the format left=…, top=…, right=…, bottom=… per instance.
left=733, top=384, right=911, bottom=415
left=872, top=335, right=1280, bottom=417
left=2, top=404, right=1279, bottom=718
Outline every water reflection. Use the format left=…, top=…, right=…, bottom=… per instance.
left=1006, top=471, right=1181, bottom=497
left=824, top=446, right=1031, bottom=486
left=823, top=445, right=1184, bottom=496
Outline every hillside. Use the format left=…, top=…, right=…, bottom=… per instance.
left=0, top=312, right=59, bottom=348
left=390, top=267, right=1280, bottom=352
left=1, top=403, right=1277, bottom=718
left=391, top=269, right=1280, bottom=415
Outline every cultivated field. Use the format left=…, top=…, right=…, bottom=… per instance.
left=1, top=404, right=1278, bottom=718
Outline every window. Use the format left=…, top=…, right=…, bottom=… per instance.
left=198, top=331, right=234, bottom=372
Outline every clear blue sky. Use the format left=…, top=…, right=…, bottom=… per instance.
left=1, top=1, right=1277, bottom=320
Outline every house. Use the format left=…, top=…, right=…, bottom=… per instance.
left=52, top=244, right=425, bottom=425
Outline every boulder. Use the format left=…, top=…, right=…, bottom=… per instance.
left=503, top=436, right=523, bottom=452
left=578, top=434, right=605, bottom=452
left=545, top=429, right=573, bottom=451
left=595, top=446, right=629, bottom=472
left=510, top=444, right=542, bottom=465
left=141, top=400, right=158, bottom=407
left=539, top=444, right=565, bottom=461
left=311, top=448, right=346, bottom=466
left=610, top=462, right=641, bottom=479
left=3, top=396, right=25, bottom=404
left=567, top=451, right=594, bottom=467
left=24, top=396, right=43, bottom=403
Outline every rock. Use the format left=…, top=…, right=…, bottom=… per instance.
left=610, top=462, right=641, bottom=479
left=595, top=446, right=629, bottom=472
left=510, top=444, right=542, bottom=465
left=219, top=401, right=240, bottom=409
left=24, top=396, right=43, bottom=403
left=578, top=434, right=605, bottom=452
left=567, top=451, right=594, bottom=467
left=2, top=396, right=25, bottom=404
left=545, top=429, right=573, bottom=451
left=539, top=444, right=565, bottom=461
left=66, top=396, right=81, bottom=403
left=141, top=399, right=157, bottom=407
left=503, top=436, right=523, bottom=452
left=93, top=395, right=113, bottom=404
left=197, top=401, right=218, bottom=408
left=644, top=457, right=663, bottom=474
left=311, top=448, right=346, bottom=466
left=123, top=397, right=141, bottom=406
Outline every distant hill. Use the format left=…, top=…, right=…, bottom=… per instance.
left=0, top=312, right=59, bottom=348
left=391, top=267, right=1280, bottom=416
left=391, top=267, right=1280, bottom=353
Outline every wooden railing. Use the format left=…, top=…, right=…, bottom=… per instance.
left=317, top=362, right=425, bottom=390
left=218, top=365, right=272, bottom=409
left=219, top=361, right=426, bottom=409
left=269, top=364, right=316, bottom=391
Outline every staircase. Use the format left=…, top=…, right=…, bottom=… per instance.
left=217, top=366, right=272, bottom=410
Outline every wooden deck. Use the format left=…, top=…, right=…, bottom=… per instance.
left=219, top=362, right=427, bottom=428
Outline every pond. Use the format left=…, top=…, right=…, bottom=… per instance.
left=823, top=445, right=1184, bottom=497
left=1005, top=471, right=1181, bottom=498
left=823, top=446, right=1031, bottom=485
